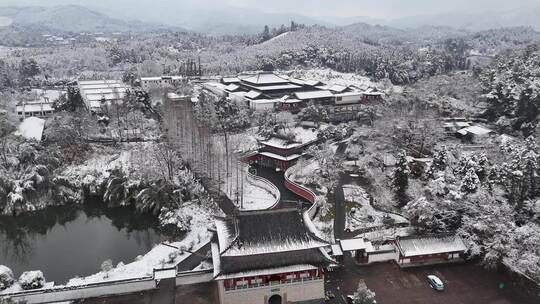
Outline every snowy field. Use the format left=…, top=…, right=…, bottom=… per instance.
left=16, top=117, right=45, bottom=141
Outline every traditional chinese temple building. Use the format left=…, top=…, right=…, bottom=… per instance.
left=212, top=208, right=334, bottom=304
left=394, top=234, right=467, bottom=267
left=245, top=132, right=318, bottom=171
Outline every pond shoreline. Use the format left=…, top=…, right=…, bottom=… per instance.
left=0, top=198, right=170, bottom=285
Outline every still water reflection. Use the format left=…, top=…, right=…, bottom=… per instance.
left=0, top=201, right=163, bottom=284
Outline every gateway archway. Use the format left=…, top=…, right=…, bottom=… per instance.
left=268, top=294, right=282, bottom=304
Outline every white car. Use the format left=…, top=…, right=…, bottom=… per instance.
left=427, top=275, right=444, bottom=291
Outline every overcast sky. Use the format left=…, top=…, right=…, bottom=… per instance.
left=2, top=0, right=539, bottom=19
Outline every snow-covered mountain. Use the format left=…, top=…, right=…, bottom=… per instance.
left=0, top=5, right=170, bottom=33
left=388, top=6, right=540, bottom=31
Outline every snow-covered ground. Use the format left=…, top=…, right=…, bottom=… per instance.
left=289, top=160, right=320, bottom=186
left=66, top=203, right=214, bottom=286
left=343, top=184, right=408, bottom=232
left=16, top=117, right=45, bottom=141
left=260, top=32, right=290, bottom=46
left=221, top=163, right=277, bottom=211
left=240, top=178, right=277, bottom=210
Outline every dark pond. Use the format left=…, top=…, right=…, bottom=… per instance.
left=0, top=200, right=164, bottom=284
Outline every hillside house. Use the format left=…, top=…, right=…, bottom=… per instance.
left=78, top=80, right=129, bottom=113
left=140, top=76, right=183, bottom=90
left=15, top=89, right=63, bottom=119
left=16, top=102, right=54, bottom=119
left=456, top=125, right=493, bottom=142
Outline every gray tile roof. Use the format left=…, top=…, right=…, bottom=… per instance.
left=214, top=209, right=332, bottom=275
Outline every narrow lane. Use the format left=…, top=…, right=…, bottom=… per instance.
left=333, top=141, right=349, bottom=240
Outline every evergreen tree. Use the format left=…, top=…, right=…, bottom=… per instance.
left=393, top=151, right=410, bottom=206
left=261, top=25, right=271, bottom=42
left=432, top=146, right=448, bottom=171
left=290, top=21, right=297, bottom=31
left=53, top=86, right=84, bottom=112
left=353, top=283, right=377, bottom=304
left=19, top=58, right=40, bottom=79
left=461, top=167, right=480, bottom=193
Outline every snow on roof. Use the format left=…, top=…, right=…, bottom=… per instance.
left=289, top=78, right=305, bottom=86
left=328, top=84, right=349, bottom=93
left=457, top=125, right=493, bottom=136
left=245, top=90, right=263, bottom=100
left=16, top=103, right=53, bottom=113
left=78, top=80, right=123, bottom=86
left=292, top=126, right=319, bottom=143
left=303, top=80, right=323, bottom=87
left=225, top=84, right=241, bottom=92
left=30, top=89, right=64, bottom=103
left=241, top=73, right=289, bottom=85
left=456, top=122, right=472, bottom=128
left=294, top=90, right=333, bottom=100
left=249, top=99, right=280, bottom=104
left=260, top=137, right=302, bottom=149
left=217, top=209, right=328, bottom=257
left=17, top=117, right=45, bottom=141
left=213, top=209, right=332, bottom=275
left=153, top=268, right=177, bottom=280
left=83, top=88, right=128, bottom=95
left=254, top=84, right=302, bottom=91
left=335, top=91, right=363, bottom=97
left=167, top=93, right=189, bottom=101
left=331, top=244, right=343, bottom=256
left=140, top=76, right=183, bottom=81
left=140, top=76, right=161, bottom=81
left=259, top=151, right=301, bottom=162
left=215, top=218, right=234, bottom=253
left=86, top=93, right=126, bottom=101
left=363, top=88, right=384, bottom=96
left=340, top=238, right=367, bottom=251
left=222, top=77, right=240, bottom=84
left=396, top=234, right=467, bottom=257
left=212, top=242, right=222, bottom=278
left=215, top=264, right=317, bottom=280
left=76, top=83, right=125, bottom=90
left=366, top=243, right=395, bottom=254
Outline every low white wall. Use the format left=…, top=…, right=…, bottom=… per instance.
left=6, top=278, right=155, bottom=304
left=368, top=251, right=398, bottom=263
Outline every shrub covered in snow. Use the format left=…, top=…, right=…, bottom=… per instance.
left=0, top=265, right=15, bottom=290
left=158, top=207, right=193, bottom=234
left=18, top=270, right=46, bottom=290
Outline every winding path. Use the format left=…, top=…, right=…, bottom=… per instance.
left=250, top=164, right=309, bottom=209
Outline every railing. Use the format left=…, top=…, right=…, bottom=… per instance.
left=284, top=162, right=324, bottom=221
left=245, top=167, right=281, bottom=209
left=284, top=164, right=317, bottom=204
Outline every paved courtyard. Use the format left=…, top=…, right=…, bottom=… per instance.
left=325, top=258, right=538, bottom=304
